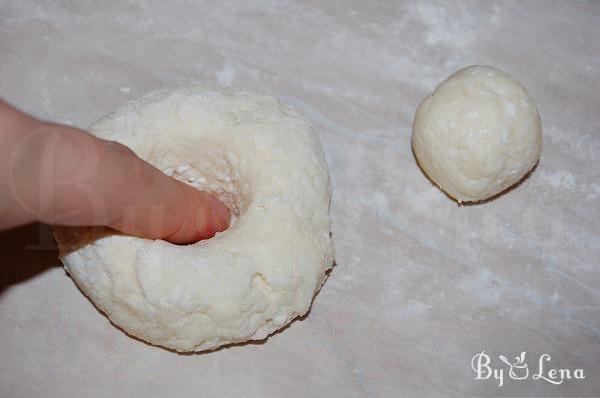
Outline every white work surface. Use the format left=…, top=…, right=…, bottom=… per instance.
left=1, top=1, right=599, bottom=397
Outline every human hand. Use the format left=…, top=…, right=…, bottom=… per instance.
left=0, top=100, right=230, bottom=244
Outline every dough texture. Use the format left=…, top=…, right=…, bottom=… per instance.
left=412, top=65, right=542, bottom=202
left=54, top=86, right=334, bottom=352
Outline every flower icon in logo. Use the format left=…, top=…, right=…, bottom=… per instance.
left=499, top=351, right=529, bottom=380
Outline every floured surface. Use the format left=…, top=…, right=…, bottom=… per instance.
left=1, top=1, right=599, bottom=396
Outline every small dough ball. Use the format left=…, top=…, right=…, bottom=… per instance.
left=412, top=65, right=542, bottom=202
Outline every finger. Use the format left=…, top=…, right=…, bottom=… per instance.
left=103, top=145, right=231, bottom=243
left=9, top=120, right=230, bottom=244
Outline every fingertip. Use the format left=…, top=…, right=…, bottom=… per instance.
left=210, top=196, right=231, bottom=234
left=190, top=194, right=230, bottom=242
left=167, top=186, right=230, bottom=244
left=106, top=163, right=232, bottom=245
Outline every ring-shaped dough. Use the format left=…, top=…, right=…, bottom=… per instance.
left=54, top=86, right=335, bottom=352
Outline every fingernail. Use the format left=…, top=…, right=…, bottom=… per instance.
left=211, top=197, right=230, bottom=233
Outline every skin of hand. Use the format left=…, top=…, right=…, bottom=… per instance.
left=0, top=99, right=230, bottom=244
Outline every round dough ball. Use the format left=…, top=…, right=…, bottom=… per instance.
left=412, top=65, right=542, bottom=202
left=54, top=86, right=334, bottom=352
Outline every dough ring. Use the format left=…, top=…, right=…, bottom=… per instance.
left=54, top=86, right=335, bottom=352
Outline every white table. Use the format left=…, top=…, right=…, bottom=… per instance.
left=1, top=1, right=599, bottom=396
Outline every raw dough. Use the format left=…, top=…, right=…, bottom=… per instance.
left=54, top=86, right=335, bottom=352
left=412, top=65, right=542, bottom=202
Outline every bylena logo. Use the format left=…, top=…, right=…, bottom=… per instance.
left=471, top=351, right=585, bottom=387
